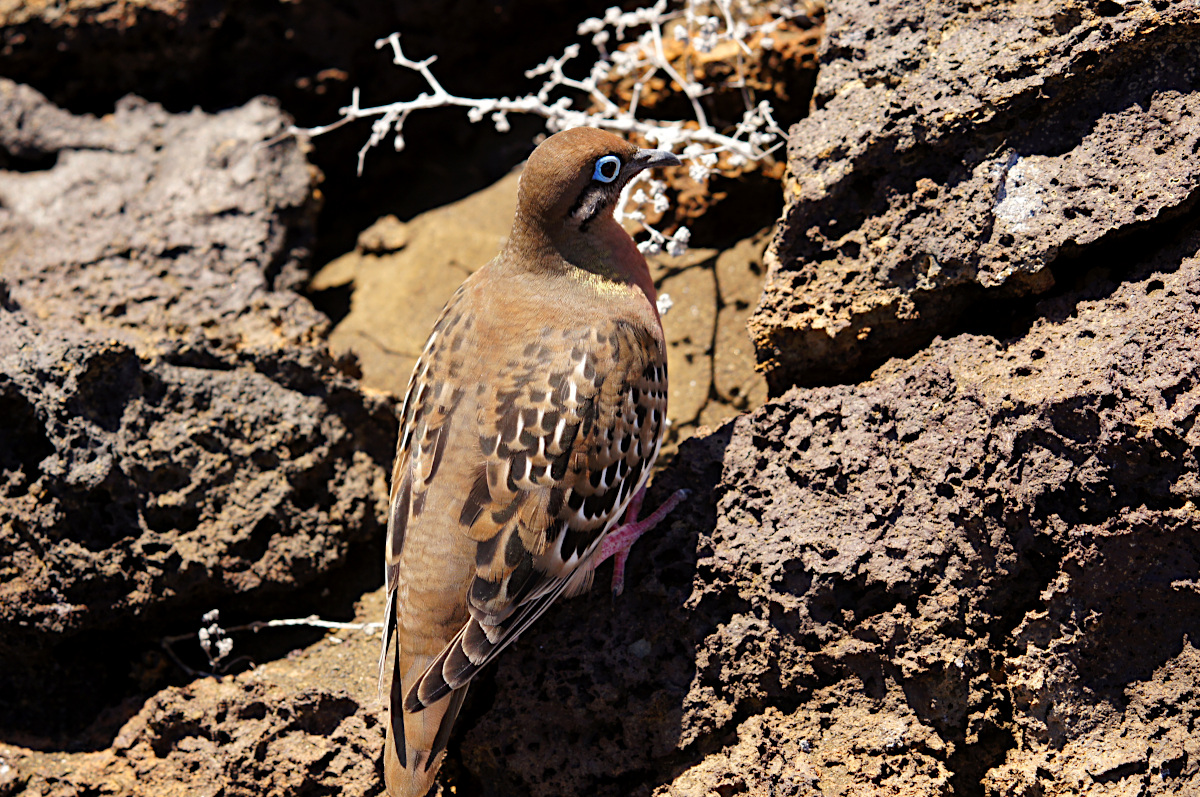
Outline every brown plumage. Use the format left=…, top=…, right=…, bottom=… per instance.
left=381, top=127, right=682, bottom=796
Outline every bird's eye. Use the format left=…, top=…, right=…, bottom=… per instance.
left=593, top=155, right=621, bottom=183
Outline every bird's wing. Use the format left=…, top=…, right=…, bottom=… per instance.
left=380, top=283, right=477, bottom=773
left=403, top=316, right=668, bottom=712
left=379, top=283, right=468, bottom=685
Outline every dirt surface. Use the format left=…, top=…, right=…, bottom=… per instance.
left=3, top=590, right=390, bottom=797
left=751, top=0, right=1200, bottom=390
left=3, top=0, right=1199, bottom=795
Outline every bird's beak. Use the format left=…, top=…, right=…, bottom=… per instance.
left=631, top=148, right=682, bottom=174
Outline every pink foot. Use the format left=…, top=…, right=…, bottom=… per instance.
left=596, top=487, right=689, bottom=596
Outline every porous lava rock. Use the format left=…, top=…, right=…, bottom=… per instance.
left=5, top=0, right=1200, bottom=795
left=0, top=80, right=394, bottom=737
left=455, top=207, right=1200, bottom=797
left=751, top=0, right=1200, bottom=390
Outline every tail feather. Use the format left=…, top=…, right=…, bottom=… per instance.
left=385, top=652, right=470, bottom=797
left=406, top=576, right=575, bottom=713
left=388, top=642, right=407, bottom=769
left=428, top=685, right=468, bottom=771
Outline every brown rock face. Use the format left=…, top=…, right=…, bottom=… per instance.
left=751, top=0, right=1200, bottom=390
left=0, top=80, right=393, bottom=738
left=5, top=0, right=1200, bottom=794
left=458, top=221, right=1200, bottom=797
left=312, top=172, right=520, bottom=397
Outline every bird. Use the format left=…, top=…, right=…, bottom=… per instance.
left=380, top=126, right=687, bottom=797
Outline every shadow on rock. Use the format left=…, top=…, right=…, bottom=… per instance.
left=455, top=425, right=733, bottom=797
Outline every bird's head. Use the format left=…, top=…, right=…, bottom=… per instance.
left=513, top=127, right=681, bottom=239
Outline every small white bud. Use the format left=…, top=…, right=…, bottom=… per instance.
left=760, top=35, right=775, bottom=50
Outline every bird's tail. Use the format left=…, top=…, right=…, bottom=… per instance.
left=384, top=656, right=469, bottom=797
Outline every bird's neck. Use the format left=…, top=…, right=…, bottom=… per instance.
left=508, top=214, right=660, bottom=322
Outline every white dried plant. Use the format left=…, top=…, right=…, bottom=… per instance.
left=196, top=609, right=234, bottom=670
left=298, top=0, right=806, bottom=255
left=163, top=610, right=384, bottom=677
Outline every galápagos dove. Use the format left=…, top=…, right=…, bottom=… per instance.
left=381, top=127, right=686, bottom=796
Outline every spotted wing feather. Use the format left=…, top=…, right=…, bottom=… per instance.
left=405, top=319, right=667, bottom=712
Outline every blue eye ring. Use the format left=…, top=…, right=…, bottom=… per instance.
left=593, top=155, right=621, bottom=183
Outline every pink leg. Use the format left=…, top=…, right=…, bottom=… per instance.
left=596, top=487, right=689, bottom=596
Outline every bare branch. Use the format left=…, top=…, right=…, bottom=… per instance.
left=294, top=0, right=803, bottom=256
